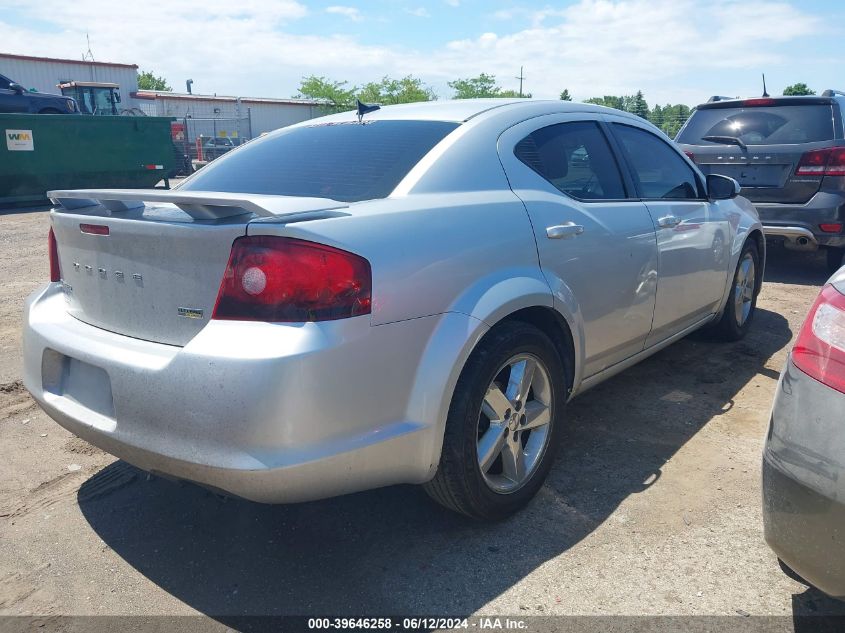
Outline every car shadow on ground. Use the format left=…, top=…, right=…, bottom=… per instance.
left=792, top=587, right=845, bottom=631
left=77, top=302, right=796, bottom=622
left=763, top=244, right=832, bottom=287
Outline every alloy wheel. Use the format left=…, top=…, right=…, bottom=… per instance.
left=476, top=353, right=553, bottom=493
left=734, top=252, right=756, bottom=327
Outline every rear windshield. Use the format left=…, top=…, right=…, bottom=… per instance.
left=180, top=120, right=459, bottom=202
left=677, top=105, right=834, bottom=146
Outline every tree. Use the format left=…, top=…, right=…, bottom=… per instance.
left=295, top=75, right=356, bottom=107
left=138, top=70, right=171, bottom=91
left=559, top=89, right=572, bottom=101
left=585, top=95, right=624, bottom=110
left=357, top=75, right=436, bottom=105
left=626, top=90, right=649, bottom=119
left=448, top=73, right=501, bottom=99
left=783, top=83, right=815, bottom=96
left=498, top=89, right=532, bottom=98
left=650, top=103, right=691, bottom=138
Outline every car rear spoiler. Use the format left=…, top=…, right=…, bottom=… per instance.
left=47, top=189, right=349, bottom=221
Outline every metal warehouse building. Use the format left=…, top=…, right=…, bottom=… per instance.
left=0, top=52, right=139, bottom=106
left=134, top=91, right=322, bottom=138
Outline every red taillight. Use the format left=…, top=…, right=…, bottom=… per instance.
left=683, top=150, right=695, bottom=162
left=795, top=147, right=845, bottom=177
left=212, top=236, right=372, bottom=322
left=820, top=223, right=844, bottom=233
left=48, top=228, right=60, bottom=282
left=792, top=284, right=845, bottom=394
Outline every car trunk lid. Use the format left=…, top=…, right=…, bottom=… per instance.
left=690, top=144, right=828, bottom=204
left=48, top=189, right=348, bottom=346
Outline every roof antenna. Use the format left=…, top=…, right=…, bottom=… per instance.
left=761, top=73, right=769, bottom=98
left=356, top=99, right=380, bottom=124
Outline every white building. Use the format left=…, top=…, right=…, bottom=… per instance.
left=1, top=51, right=323, bottom=140
left=0, top=52, right=139, bottom=106
left=134, top=91, right=322, bottom=138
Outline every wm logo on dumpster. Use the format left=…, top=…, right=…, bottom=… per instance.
left=6, top=129, right=34, bottom=151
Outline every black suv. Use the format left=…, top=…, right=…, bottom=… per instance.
left=0, top=73, right=78, bottom=114
left=677, top=92, right=845, bottom=272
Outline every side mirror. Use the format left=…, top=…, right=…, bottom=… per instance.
left=9, top=82, right=25, bottom=95
left=707, top=174, right=740, bottom=200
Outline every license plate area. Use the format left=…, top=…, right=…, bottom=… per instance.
left=702, top=164, right=786, bottom=187
left=42, top=349, right=115, bottom=421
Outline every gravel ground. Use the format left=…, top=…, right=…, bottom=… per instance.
left=2, top=206, right=844, bottom=629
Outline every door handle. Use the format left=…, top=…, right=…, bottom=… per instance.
left=546, top=223, right=585, bottom=240
left=657, top=215, right=682, bottom=228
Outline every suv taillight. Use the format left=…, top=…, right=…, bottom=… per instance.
left=792, top=284, right=845, bottom=394
left=48, top=228, right=61, bottom=282
left=212, top=235, right=372, bottom=322
left=795, top=147, right=845, bottom=176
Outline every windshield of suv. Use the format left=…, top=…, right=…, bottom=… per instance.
left=180, top=119, right=459, bottom=202
left=677, top=105, right=834, bottom=146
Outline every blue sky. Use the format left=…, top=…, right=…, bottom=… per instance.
left=2, top=0, right=843, bottom=105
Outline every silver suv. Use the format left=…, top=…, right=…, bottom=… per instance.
left=677, top=91, right=845, bottom=272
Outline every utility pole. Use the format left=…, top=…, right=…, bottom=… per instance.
left=515, top=66, right=526, bottom=98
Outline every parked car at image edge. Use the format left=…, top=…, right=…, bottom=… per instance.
left=677, top=91, right=845, bottom=273
left=0, top=73, right=78, bottom=114
left=23, top=99, right=764, bottom=519
left=202, top=136, right=240, bottom=160
left=764, top=264, right=845, bottom=599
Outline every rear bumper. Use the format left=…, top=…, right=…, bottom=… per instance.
left=23, top=284, right=469, bottom=503
left=756, top=191, right=845, bottom=248
left=762, top=359, right=845, bottom=598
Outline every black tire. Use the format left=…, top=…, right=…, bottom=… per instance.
left=714, top=240, right=760, bottom=341
left=38, top=108, right=63, bottom=114
left=423, top=321, right=568, bottom=520
left=826, top=247, right=845, bottom=275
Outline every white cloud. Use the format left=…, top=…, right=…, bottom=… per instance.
left=0, top=0, right=822, bottom=104
left=326, top=5, right=362, bottom=21
left=405, top=7, right=431, bottom=18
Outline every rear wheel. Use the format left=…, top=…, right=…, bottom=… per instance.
left=38, top=108, right=62, bottom=114
left=424, top=321, right=567, bottom=520
left=826, top=247, right=845, bottom=274
left=714, top=240, right=760, bottom=341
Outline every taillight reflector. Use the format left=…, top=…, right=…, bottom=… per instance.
left=48, top=228, right=60, bottom=282
left=792, top=284, right=845, bottom=394
left=683, top=150, right=696, bottom=162
left=212, top=236, right=372, bottom=322
left=820, top=223, right=843, bottom=233
left=795, top=147, right=845, bottom=177
left=80, top=223, right=109, bottom=235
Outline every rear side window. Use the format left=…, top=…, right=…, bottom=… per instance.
left=612, top=124, right=701, bottom=199
left=514, top=121, right=626, bottom=200
left=677, top=105, right=834, bottom=145
left=180, top=120, right=459, bottom=202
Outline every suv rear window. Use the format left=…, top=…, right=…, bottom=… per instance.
left=180, top=120, right=459, bottom=202
left=677, top=105, right=834, bottom=146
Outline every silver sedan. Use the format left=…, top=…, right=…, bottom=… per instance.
left=24, top=99, right=764, bottom=519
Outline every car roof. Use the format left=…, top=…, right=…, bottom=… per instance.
left=310, top=98, right=626, bottom=124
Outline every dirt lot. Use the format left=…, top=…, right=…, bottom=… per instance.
left=2, top=206, right=844, bottom=628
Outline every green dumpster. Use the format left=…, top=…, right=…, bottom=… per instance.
left=1, top=114, right=175, bottom=207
